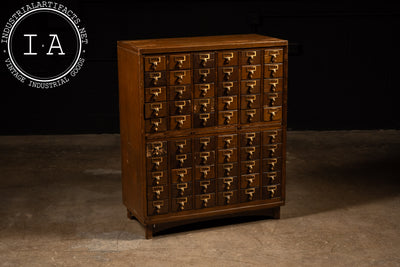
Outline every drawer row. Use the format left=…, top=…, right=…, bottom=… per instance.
left=144, top=64, right=283, bottom=87
left=144, top=49, right=284, bottom=72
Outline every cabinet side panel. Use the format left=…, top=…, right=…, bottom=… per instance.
left=117, top=46, right=145, bottom=221
left=281, top=45, right=288, bottom=202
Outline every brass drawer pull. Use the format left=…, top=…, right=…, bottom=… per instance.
left=199, top=54, right=210, bottom=67
left=223, top=52, right=233, bottom=64
left=199, top=69, right=210, bottom=82
left=199, top=99, right=210, bottom=112
left=268, top=131, right=278, bottom=143
left=151, top=157, right=163, bottom=170
left=175, top=116, right=186, bottom=129
left=269, top=50, right=279, bottom=62
left=174, top=55, right=186, bottom=69
left=150, top=118, right=161, bottom=132
left=267, top=144, right=278, bottom=157
left=223, top=82, right=233, bottom=95
left=268, top=64, right=279, bottom=77
left=176, top=169, right=187, bottom=182
left=222, top=97, right=233, bottom=110
left=149, top=87, right=162, bottom=100
left=176, top=140, right=187, bottom=153
left=174, top=86, right=185, bottom=99
left=200, top=84, right=210, bottom=97
left=199, top=137, right=210, bottom=150
left=223, top=67, right=234, bottom=81
left=245, top=51, right=256, bottom=64
left=176, top=197, right=187, bottom=211
left=223, top=111, right=233, bottom=125
left=152, top=200, right=164, bottom=214
left=152, top=186, right=164, bottom=199
left=152, top=171, right=163, bottom=185
left=267, top=185, right=277, bottom=197
left=246, top=66, right=257, bottom=79
left=245, top=188, right=255, bottom=200
left=149, top=72, right=161, bottom=85
left=200, top=194, right=211, bottom=207
left=223, top=191, right=233, bottom=204
left=246, top=109, right=256, bottom=122
left=177, top=183, right=188, bottom=196
left=245, top=161, right=255, bottom=174
left=174, top=71, right=185, bottom=84
left=267, top=158, right=278, bottom=171
left=245, top=147, right=255, bottom=160
left=267, top=172, right=277, bottom=183
left=175, top=101, right=186, bottom=114
left=268, top=107, right=280, bottom=120
left=200, top=181, right=210, bottom=193
left=150, top=103, right=162, bottom=117
left=269, top=93, right=279, bottom=106
left=246, top=81, right=256, bottom=93
left=245, top=174, right=255, bottom=187
left=176, top=154, right=187, bottom=168
left=223, top=177, right=233, bottom=190
left=223, top=136, right=233, bottom=148
left=200, top=152, right=210, bottom=165
left=199, top=113, right=210, bottom=127
left=149, top=57, right=161, bottom=71
left=245, top=133, right=256, bottom=146
left=200, top=166, right=210, bottom=179
left=150, top=141, right=163, bottom=156
left=223, top=163, right=233, bottom=176
left=245, top=95, right=256, bottom=109
left=223, top=149, right=233, bottom=163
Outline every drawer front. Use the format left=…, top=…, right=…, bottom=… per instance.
left=262, top=157, right=282, bottom=172
left=240, top=187, right=260, bottom=202
left=262, top=171, right=281, bottom=186
left=262, top=184, right=281, bottom=199
left=147, top=170, right=168, bottom=186
left=194, top=136, right=216, bottom=151
left=217, top=134, right=237, bottom=149
left=194, top=83, right=215, bottom=98
left=217, top=162, right=238, bottom=177
left=145, top=118, right=167, bottom=133
left=148, top=199, right=169, bottom=216
left=217, top=51, right=239, bottom=66
left=169, top=139, right=192, bottom=155
left=217, top=96, right=238, bottom=110
left=241, top=79, right=261, bottom=95
left=240, top=159, right=260, bottom=175
left=240, top=94, right=261, bottom=110
left=240, top=109, right=261, bottom=124
left=264, top=48, right=284, bottom=63
left=169, top=100, right=192, bottom=115
left=217, top=190, right=238, bottom=205
left=264, top=92, right=283, bottom=107
left=146, top=156, right=168, bottom=171
left=264, top=63, right=284, bottom=78
left=217, top=176, right=238, bottom=191
left=147, top=185, right=169, bottom=200
left=240, top=146, right=261, bottom=161
left=171, top=182, right=193, bottom=198
left=241, top=65, right=261, bottom=80
left=144, top=55, right=166, bottom=72
left=264, top=78, right=283, bottom=93
left=194, top=151, right=216, bottom=165
left=263, top=107, right=282, bottom=122
left=145, top=86, right=167, bottom=102
left=217, top=148, right=238, bottom=164
left=169, top=115, right=191, bottom=130
left=262, top=130, right=282, bottom=144
left=172, top=196, right=193, bottom=212
left=240, top=132, right=261, bottom=147
left=144, top=71, right=167, bottom=87
left=169, top=53, right=191, bottom=70
left=195, top=179, right=216, bottom=194
left=193, top=98, right=215, bottom=113
left=217, top=81, right=239, bottom=96
left=195, top=193, right=216, bottom=209
left=262, top=143, right=282, bottom=158
left=169, top=70, right=192, bottom=85
left=193, top=112, right=216, bottom=128
left=240, top=173, right=260, bottom=189
left=170, top=153, right=193, bottom=169
left=144, top=102, right=168, bottom=119
left=194, top=165, right=216, bottom=180
left=171, top=168, right=192, bottom=183
left=169, top=85, right=192, bottom=100
left=217, top=66, right=239, bottom=82
left=240, top=50, right=261, bottom=65
left=193, top=68, right=216, bottom=84
left=146, top=141, right=167, bottom=157
left=193, top=52, right=215, bottom=68
left=218, top=110, right=238, bottom=126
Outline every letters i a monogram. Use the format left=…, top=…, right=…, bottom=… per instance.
left=23, top=34, right=65, bottom=56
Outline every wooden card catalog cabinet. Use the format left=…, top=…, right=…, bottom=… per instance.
left=117, top=34, right=287, bottom=238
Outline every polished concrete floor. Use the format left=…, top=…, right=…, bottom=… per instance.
left=0, top=130, right=399, bottom=266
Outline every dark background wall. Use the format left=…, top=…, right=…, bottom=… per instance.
left=1, top=1, right=399, bottom=134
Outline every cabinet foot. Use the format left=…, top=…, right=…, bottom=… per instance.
left=272, top=206, right=281, bottom=219
left=145, top=224, right=153, bottom=239
left=127, top=209, right=135, bottom=220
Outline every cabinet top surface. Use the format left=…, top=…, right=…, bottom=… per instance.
left=117, top=34, right=287, bottom=54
